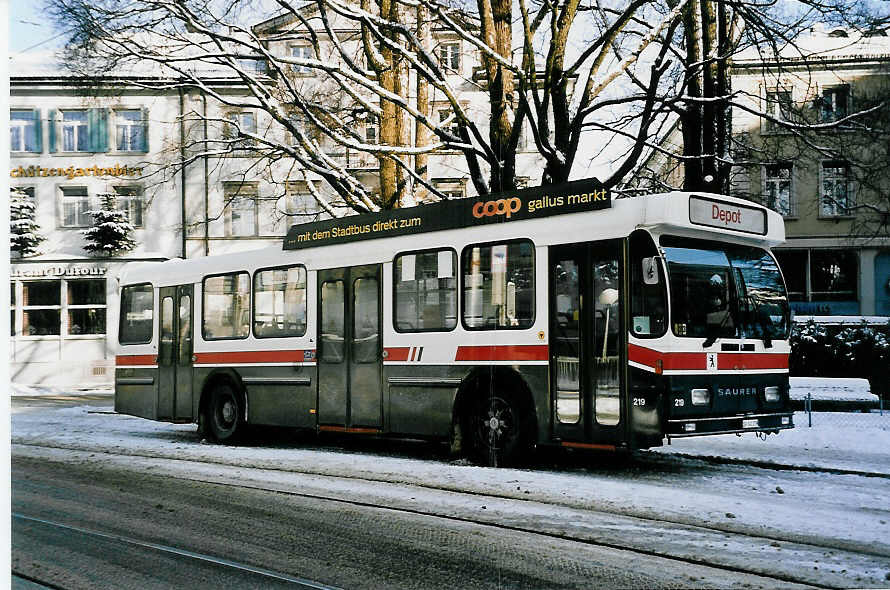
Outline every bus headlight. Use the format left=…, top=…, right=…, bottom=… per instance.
left=691, top=388, right=710, bottom=406
left=764, top=386, right=780, bottom=402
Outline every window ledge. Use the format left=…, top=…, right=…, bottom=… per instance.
left=817, top=215, right=855, bottom=220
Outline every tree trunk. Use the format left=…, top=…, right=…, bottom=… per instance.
left=478, top=0, right=516, bottom=193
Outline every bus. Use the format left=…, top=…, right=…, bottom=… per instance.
left=115, top=178, right=793, bottom=466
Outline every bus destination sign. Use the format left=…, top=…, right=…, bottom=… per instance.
left=283, top=178, right=610, bottom=250
left=688, top=195, right=767, bottom=235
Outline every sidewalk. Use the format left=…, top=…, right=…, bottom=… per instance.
left=653, top=411, right=890, bottom=475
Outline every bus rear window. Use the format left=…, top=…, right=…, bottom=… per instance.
left=119, top=283, right=154, bottom=344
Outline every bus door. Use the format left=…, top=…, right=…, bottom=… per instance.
left=157, top=284, right=194, bottom=421
left=317, top=264, right=383, bottom=430
left=550, top=241, right=625, bottom=445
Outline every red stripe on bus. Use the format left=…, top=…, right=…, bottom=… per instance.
left=384, top=347, right=411, bottom=361
left=718, top=353, right=789, bottom=370
left=193, top=350, right=312, bottom=364
left=455, top=345, right=549, bottom=362
left=319, top=425, right=382, bottom=434
left=628, top=344, right=789, bottom=371
left=560, top=442, right=617, bottom=451
left=116, top=354, right=156, bottom=366
left=627, top=344, right=704, bottom=370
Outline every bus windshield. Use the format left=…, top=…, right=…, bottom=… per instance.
left=662, top=236, right=790, bottom=343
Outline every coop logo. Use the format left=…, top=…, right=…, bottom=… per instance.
left=472, top=197, right=522, bottom=219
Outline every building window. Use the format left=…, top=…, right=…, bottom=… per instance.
left=223, top=183, right=259, bottom=237
left=821, top=161, right=853, bottom=216
left=22, top=281, right=61, bottom=336
left=239, top=58, right=267, bottom=75
left=437, top=108, right=460, bottom=140
left=114, top=186, right=144, bottom=228
left=253, top=265, right=307, bottom=338
left=61, top=110, right=90, bottom=152
left=764, top=88, right=792, bottom=132
left=60, top=187, right=93, bottom=228
left=394, top=249, right=457, bottom=332
left=438, top=41, right=460, bottom=71
left=462, top=240, right=535, bottom=330
left=67, top=279, right=106, bottom=335
left=224, top=111, right=257, bottom=147
left=821, top=85, right=850, bottom=123
left=202, top=272, right=250, bottom=340
left=810, top=250, right=858, bottom=301
left=115, top=109, right=147, bottom=152
left=10, top=282, right=16, bottom=336
left=290, top=45, right=314, bottom=73
left=119, top=283, right=154, bottom=344
left=432, top=179, right=465, bottom=200
left=10, top=109, right=41, bottom=153
left=763, top=163, right=794, bottom=217
left=774, top=249, right=859, bottom=304
left=365, top=114, right=378, bottom=145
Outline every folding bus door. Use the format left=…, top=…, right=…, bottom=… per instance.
left=550, top=241, right=625, bottom=446
left=317, top=264, right=383, bottom=431
left=157, top=284, right=194, bottom=421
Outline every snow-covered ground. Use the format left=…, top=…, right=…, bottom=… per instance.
left=10, top=393, right=890, bottom=587
left=790, top=377, right=877, bottom=402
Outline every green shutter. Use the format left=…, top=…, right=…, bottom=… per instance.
left=141, top=107, right=149, bottom=152
left=33, top=109, right=43, bottom=153
left=48, top=109, right=57, bottom=153
left=88, top=108, right=109, bottom=152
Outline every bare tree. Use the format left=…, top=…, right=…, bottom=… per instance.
left=45, top=0, right=700, bottom=214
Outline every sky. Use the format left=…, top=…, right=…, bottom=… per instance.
left=8, top=0, right=63, bottom=53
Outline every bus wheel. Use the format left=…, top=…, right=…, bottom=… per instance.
left=206, top=383, right=242, bottom=443
left=471, top=394, right=524, bottom=467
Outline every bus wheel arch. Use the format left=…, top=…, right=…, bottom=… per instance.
left=452, top=367, right=537, bottom=466
left=198, top=371, right=246, bottom=444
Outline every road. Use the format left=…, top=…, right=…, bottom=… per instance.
left=11, top=394, right=890, bottom=589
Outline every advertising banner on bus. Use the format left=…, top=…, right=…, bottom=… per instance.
left=283, top=178, right=610, bottom=250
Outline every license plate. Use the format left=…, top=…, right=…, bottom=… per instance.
left=743, top=418, right=758, bottom=429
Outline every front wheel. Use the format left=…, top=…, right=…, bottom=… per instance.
left=205, top=383, right=242, bottom=443
left=470, top=393, right=527, bottom=467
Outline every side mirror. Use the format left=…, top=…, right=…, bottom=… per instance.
left=642, top=257, right=660, bottom=285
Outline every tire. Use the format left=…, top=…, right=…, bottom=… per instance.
left=470, top=392, right=527, bottom=467
left=205, top=383, right=242, bottom=443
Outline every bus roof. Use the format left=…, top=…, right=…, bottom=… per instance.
left=118, top=190, right=784, bottom=288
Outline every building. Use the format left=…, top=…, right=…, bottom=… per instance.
left=630, top=26, right=890, bottom=318
left=9, top=11, right=543, bottom=387
left=731, top=25, right=890, bottom=318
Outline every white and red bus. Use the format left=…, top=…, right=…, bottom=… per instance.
left=115, top=179, right=793, bottom=465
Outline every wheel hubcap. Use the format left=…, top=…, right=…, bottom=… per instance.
left=220, top=399, right=235, bottom=425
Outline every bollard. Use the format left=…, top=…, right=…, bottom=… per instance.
left=807, top=392, right=812, bottom=427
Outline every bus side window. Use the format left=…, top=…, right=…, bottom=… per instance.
left=629, top=231, right=667, bottom=338
left=394, top=249, right=457, bottom=332
left=462, top=240, right=535, bottom=330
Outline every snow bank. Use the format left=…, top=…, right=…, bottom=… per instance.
left=789, top=377, right=876, bottom=402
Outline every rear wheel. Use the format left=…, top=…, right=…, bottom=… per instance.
left=205, top=383, right=242, bottom=443
left=470, top=393, right=527, bottom=467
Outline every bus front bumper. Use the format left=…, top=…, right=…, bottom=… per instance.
left=666, top=412, right=794, bottom=438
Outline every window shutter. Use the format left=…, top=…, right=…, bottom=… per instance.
left=88, top=108, right=109, bottom=152
left=141, top=107, right=149, bottom=152
left=48, top=109, right=57, bottom=153
left=33, top=109, right=43, bottom=153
